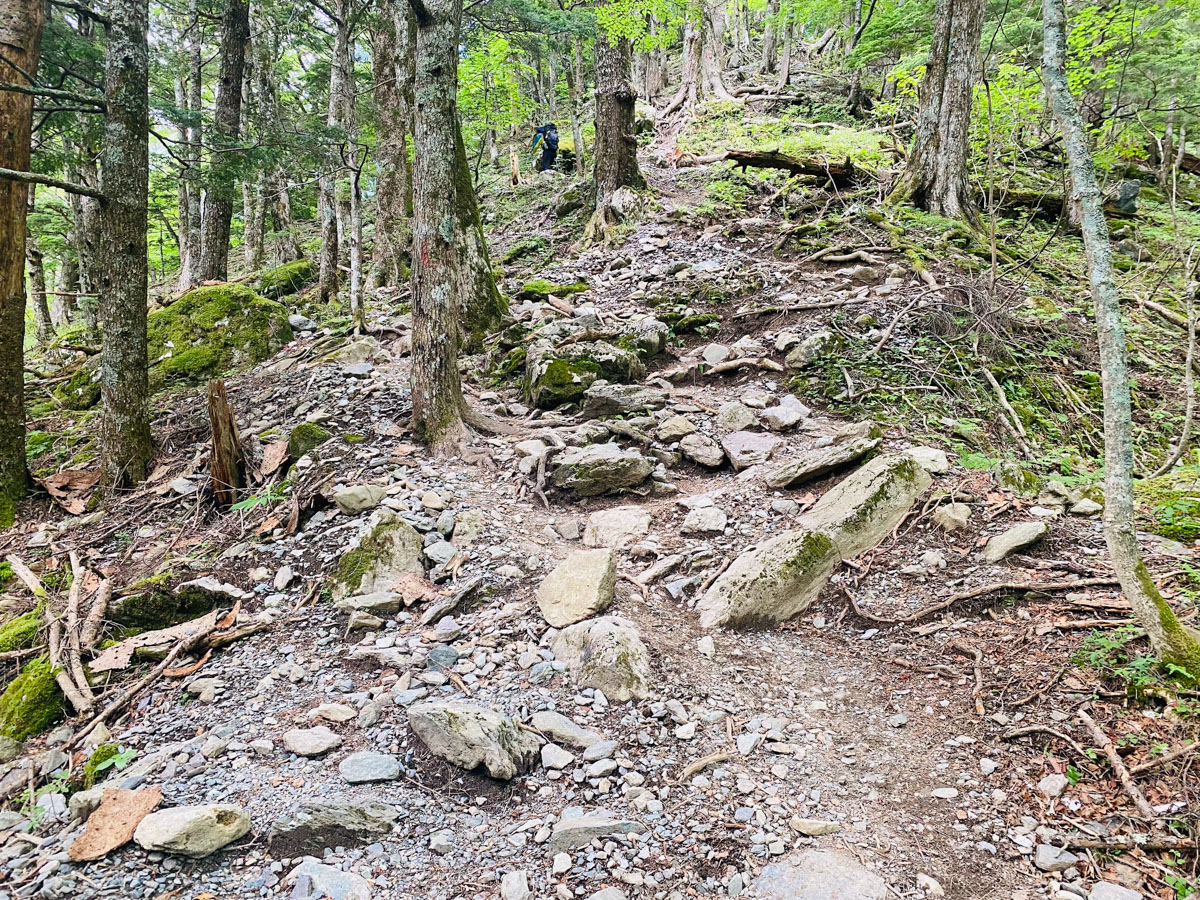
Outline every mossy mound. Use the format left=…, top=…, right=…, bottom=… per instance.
left=0, top=656, right=65, bottom=741
left=54, top=356, right=102, bottom=410
left=0, top=610, right=40, bottom=653
left=1137, top=467, right=1200, bottom=543
left=258, top=259, right=318, bottom=300
left=517, top=279, right=588, bottom=301
left=82, top=742, right=121, bottom=788
left=148, top=284, right=293, bottom=389
left=501, top=236, right=548, bottom=265
left=289, top=423, right=332, bottom=460
left=525, top=340, right=645, bottom=409
left=331, top=511, right=424, bottom=601
left=108, top=574, right=223, bottom=629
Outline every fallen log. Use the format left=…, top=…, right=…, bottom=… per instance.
left=723, top=149, right=861, bottom=186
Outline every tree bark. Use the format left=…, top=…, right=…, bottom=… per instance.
left=207, top=378, right=242, bottom=507
left=371, top=2, right=412, bottom=287
left=26, top=231, right=53, bottom=344
left=890, top=0, right=985, bottom=221
left=0, top=0, right=44, bottom=526
left=71, top=155, right=102, bottom=340
left=567, top=38, right=586, bottom=175
left=408, top=0, right=468, bottom=453
left=1042, top=0, right=1200, bottom=677
left=761, top=0, right=779, bottom=74
left=317, top=0, right=351, bottom=302
left=198, top=0, right=249, bottom=282
left=182, top=0, right=203, bottom=289
left=586, top=30, right=644, bottom=241
left=173, top=73, right=195, bottom=284
left=452, top=118, right=504, bottom=347
left=349, top=154, right=365, bottom=331
left=99, top=0, right=153, bottom=486
left=699, top=0, right=737, bottom=102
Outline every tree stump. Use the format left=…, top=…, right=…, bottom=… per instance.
left=207, top=379, right=242, bottom=507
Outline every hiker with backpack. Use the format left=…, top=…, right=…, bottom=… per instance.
left=532, top=122, right=559, bottom=172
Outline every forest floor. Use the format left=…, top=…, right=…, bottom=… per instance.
left=2, top=130, right=1199, bottom=900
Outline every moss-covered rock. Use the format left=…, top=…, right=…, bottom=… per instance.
left=107, top=573, right=225, bottom=630
left=1137, top=468, right=1200, bottom=542
left=148, top=284, right=293, bottom=389
left=0, top=656, right=65, bottom=741
left=501, top=236, right=548, bottom=265
left=525, top=340, right=646, bottom=409
left=257, top=259, right=318, bottom=300
left=517, top=279, right=589, bottom=301
left=54, top=355, right=102, bottom=410
left=0, top=610, right=40, bottom=653
left=288, top=423, right=332, bottom=460
left=331, top=510, right=425, bottom=600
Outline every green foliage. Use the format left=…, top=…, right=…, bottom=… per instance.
left=83, top=743, right=138, bottom=788
left=288, top=423, right=332, bottom=460
left=230, top=483, right=289, bottom=511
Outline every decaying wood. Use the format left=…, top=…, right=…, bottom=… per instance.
left=1002, top=724, right=1091, bottom=761
left=723, top=148, right=862, bottom=185
left=949, top=640, right=985, bottom=714
left=207, top=378, right=243, bottom=507
left=675, top=751, right=730, bottom=783
left=1065, top=835, right=1199, bottom=852
left=1077, top=704, right=1157, bottom=820
left=80, top=578, right=111, bottom=652
left=898, top=577, right=1120, bottom=624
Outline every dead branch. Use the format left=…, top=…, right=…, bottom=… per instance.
left=723, top=149, right=862, bottom=186
left=1077, top=704, right=1157, bottom=820
left=80, top=578, right=110, bottom=652
left=4, top=555, right=46, bottom=599
left=658, top=356, right=785, bottom=382
left=898, top=577, right=1120, bottom=624
left=1065, top=835, right=1198, bottom=852
left=732, top=296, right=869, bottom=320
left=1002, top=724, right=1092, bottom=761
left=949, top=640, right=985, bottom=714
left=983, top=368, right=1032, bottom=458
left=863, top=298, right=919, bottom=359
left=1129, top=741, right=1198, bottom=775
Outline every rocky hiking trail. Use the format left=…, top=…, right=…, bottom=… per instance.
left=2, top=163, right=1195, bottom=900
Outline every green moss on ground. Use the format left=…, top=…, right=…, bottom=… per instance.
left=1136, top=468, right=1200, bottom=543
left=333, top=520, right=402, bottom=591
left=288, top=423, right=331, bottom=459
left=83, top=743, right=121, bottom=787
left=517, top=279, right=588, bottom=301
left=501, top=236, right=547, bottom=265
left=0, top=656, right=65, bottom=741
left=0, top=611, right=40, bottom=653
left=258, top=259, right=318, bottom=300
left=529, top=357, right=603, bottom=407
left=54, top=362, right=101, bottom=410
left=148, top=284, right=293, bottom=389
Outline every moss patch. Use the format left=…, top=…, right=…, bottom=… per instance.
left=258, top=259, right=318, bottom=300
left=82, top=743, right=121, bottom=788
left=501, top=236, right=548, bottom=265
left=1136, top=468, right=1200, bottom=543
left=0, top=611, right=40, bottom=653
left=0, top=656, right=65, bottom=741
left=148, top=284, right=293, bottom=389
left=288, top=423, right=331, bottom=460
left=517, top=279, right=588, bottom=301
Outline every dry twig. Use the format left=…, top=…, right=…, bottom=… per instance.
left=1077, top=704, right=1157, bottom=820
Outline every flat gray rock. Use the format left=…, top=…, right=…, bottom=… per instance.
left=530, top=711, right=605, bottom=749
left=679, top=432, right=724, bottom=467
left=764, top=437, right=880, bottom=489
left=753, top=848, right=887, bottom=899
left=338, top=751, right=400, bottom=784
left=536, top=549, right=617, bottom=627
left=552, top=443, right=654, bottom=496
left=721, top=431, right=783, bottom=471
left=982, top=521, right=1049, bottom=562
left=283, top=726, right=343, bottom=757
left=133, top=804, right=250, bottom=858
left=549, top=813, right=640, bottom=850
left=407, top=701, right=542, bottom=780
left=288, top=857, right=372, bottom=900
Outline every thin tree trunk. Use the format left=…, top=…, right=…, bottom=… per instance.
left=371, top=2, right=412, bottom=287
left=57, top=240, right=78, bottom=325
left=890, top=0, right=985, bottom=220
left=271, top=171, right=301, bottom=262
left=0, top=0, right=44, bottom=525
left=775, top=19, right=792, bottom=91
left=407, top=0, right=468, bottom=453
left=184, top=0, right=203, bottom=287
left=198, top=0, right=250, bottom=281
left=173, top=73, right=194, bottom=284
left=73, top=156, right=102, bottom=341
left=662, top=17, right=701, bottom=116
left=1042, top=0, right=1200, bottom=676
left=761, top=0, right=779, bottom=74
left=567, top=38, right=586, bottom=175
left=349, top=156, right=365, bottom=332
left=99, top=0, right=153, bottom=486
left=318, top=0, right=351, bottom=302
left=26, top=232, right=53, bottom=344
left=699, top=0, right=737, bottom=102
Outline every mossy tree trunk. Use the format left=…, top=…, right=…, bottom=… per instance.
left=452, top=119, right=505, bottom=349
left=761, top=0, right=779, bottom=74
left=198, top=0, right=249, bottom=282
left=318, top=0, right=351, bottom=302
left=26, top=226, right=54, bottom=344
left=889, top=0, right=984, bottom=221
left=0, top=0, right=44, bottom=527
left=566, top=38, right=586, bottom=176
left=99, top=0, right=154, bottom=486
left=1043, top=0, right=1200, bottom=679
left=370, top=2, right=413, bottom=288
left=407, top=0, right=468, bottom=454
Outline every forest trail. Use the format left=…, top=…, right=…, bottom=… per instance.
left=2, top=160, right=1190, bottom=900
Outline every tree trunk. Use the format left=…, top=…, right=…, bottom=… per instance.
left=173, top=73, right=195, bottom=284
left=662, top=16, right=702, bottom=116
left=761, top=0, right=779, bottom=74
left=371, top=2, right=413, bottom=287
left=588, top=29, right=644, bottom=240
left=207, top=378, right=242, bottom=507
left=699, top=0, right=737, bottom=102
left=57, top=239, right=78, bottom=325
left=72, top=156, right=102, bottom=340
left=408, top=0, right=468, bottom=453
left=180, top=5, right=203, bottom=289
left=99, top=0, right=153, bottom=486
left=1042, top=0, right=1200, bottom=677
left=349, top=156, right=365, bottom=332
left=775, top=19, right=792, bottom=91
left=25, top=232, right=53, bottom=344
left=0, top=0, right=44, bottom=526
left=318, top=0, right=351, bottom=302
left=271, top=171, right=301, bottom=262
left=889, top=0, right=984, bottom=220
left=198, top=0, right=249, bottom=281
left=452, top=119, right=504, bottom=348
left=567, top=38, right=586, bottom=175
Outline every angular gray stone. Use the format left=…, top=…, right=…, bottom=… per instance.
left=931, top=502, right=971, bottom=532
left=763, top=437, right=881, bottom=489
left=721, top=431, right=783, bottom=471
left=681, top=506, right=727, bottom=534
left=907, top=446, right=949, bottom=474
left=334, top=484, right=386, bottom=514
left=679, top=432, right=724, bottom=467
left=784, top=331, right=836, bottom=369
left=716, top=401, right=758, bottom=435
left=530, top=711, right=605, bottom=749
left=133, top=804, right=250, bottom=858
left=288, top=857, right=373, bottom=900
left=753, top=849, right=887, bottom=900
left=583, top=506, right=651, bottom=549
left=501, top=870, right=534, bottom=900
left=581, top=382, right=667, bottom=418
left=283, top=726, right=343, bottom=757
left=336, top=591, right=401, bottom=616
left=982, top=521, right=1049, bottom=563
left=1090, top=883, right=1142, bottom=900
left=551, top=616, right=651, bottom=701
left=656, top=415, right=697, bottom=442
left=1034, top=843, right=1078, bottom=872
left=269, top=799, right=398, bottom=854
left=760, top=395, right=811, bottom=431
left=331, top=510, right=424, bottom=600
left=541, top=743, right=576, bottom=770
left=548, top=813, right=641, bottom=850
left=537, top=549, right=617, bottom=627
left=338, top=751, right=401, bottom=784
left=407, top=701, right=542, bottom=780
left=552, top=443, right=654, bottom=496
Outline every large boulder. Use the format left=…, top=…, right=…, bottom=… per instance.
left=581, top=382, right=668, bottom=419
left=552, top=443, right=654, bottom=497
left=699, top=454, right=930, bottom=628
left=257, top=258, right=318, bottom=300
left=797, top=453, right=932, bottom=561
left=133, top=804, right=250, bottom=858
left=148, top=284, right=292, bottom=390
left=537, top=549, right=617, bottom=627
left=550, top=616, right=651, bottom=702
left=407, top=701, right=542, bottom=780
left=526, top=340, right=646, bottom=408
left=764, top=437, right=881, bottom=489
left=330, top=510, right=424, bottom=600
